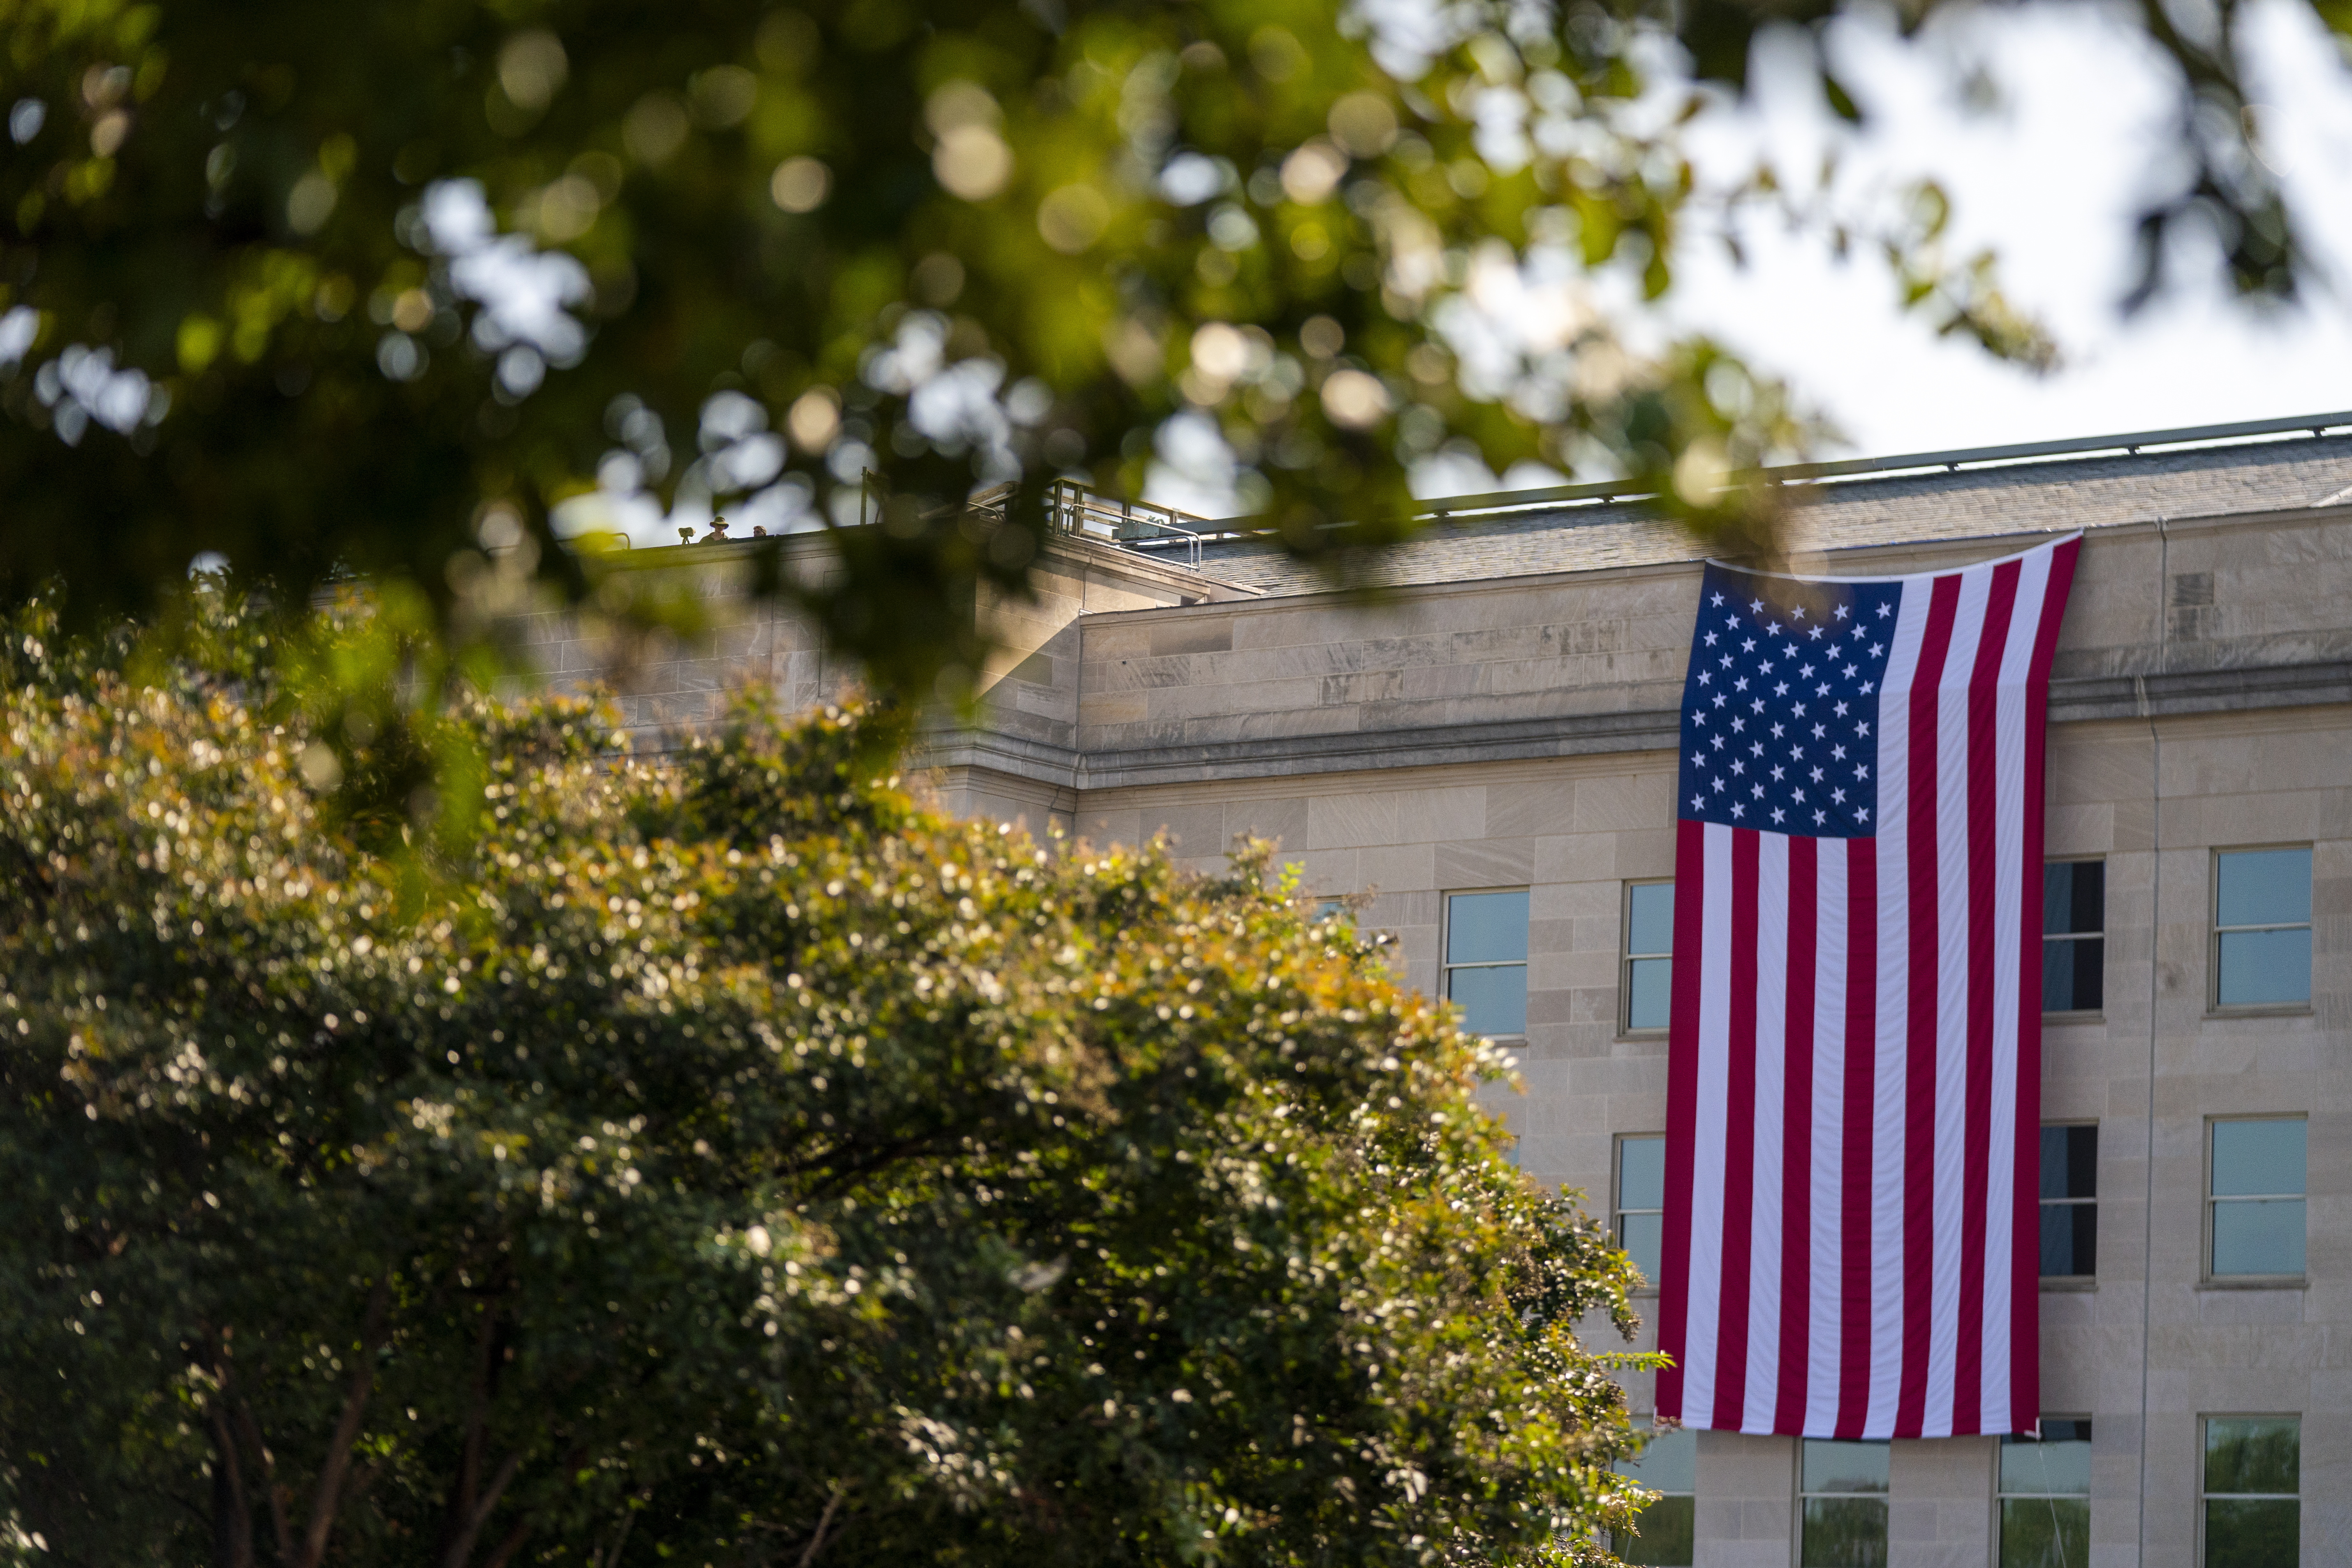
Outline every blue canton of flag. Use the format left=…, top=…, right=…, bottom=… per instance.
left=1676, top=562, right=1905, bottom=837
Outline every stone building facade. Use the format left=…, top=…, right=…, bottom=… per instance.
left=532, top=424, right=2352, bottom=1566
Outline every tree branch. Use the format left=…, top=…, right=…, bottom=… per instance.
left=797, top=1483, right=847, bottom=1568
left=205, top=1401, right=254, bottom=1568
left=296, top=1277, right=391, bottom=1568
left=230, top=1397, right=294, bottom=1565
left=437, top=1450, right=523, bottom=1568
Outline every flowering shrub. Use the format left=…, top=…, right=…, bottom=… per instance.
left=0, top=601, right=1655, bottom=1566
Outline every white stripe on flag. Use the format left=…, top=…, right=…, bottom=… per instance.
left=1744, top=834, right=1790, bottom=1432
left=1805, top=837, right=1849, bottom=1437
left=1869, top=577, right=1931, bottom=1437
left=1926, top=564, right=1993, bottom=1436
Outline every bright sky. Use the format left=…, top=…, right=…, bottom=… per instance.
left=1665, top=0, right=2352, bottom=460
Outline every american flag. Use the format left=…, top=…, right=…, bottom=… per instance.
left=1654, top=535, right=2081, bottom=1440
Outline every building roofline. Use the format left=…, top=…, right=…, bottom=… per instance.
left=1409, top=409, right=2352, bottom=521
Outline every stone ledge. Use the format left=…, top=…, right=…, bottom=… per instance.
left=924, top=655, right=2352, bottom=794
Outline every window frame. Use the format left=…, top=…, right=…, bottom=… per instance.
left=2038, top=1121, right=2099, bottom=1288
left=2208, top=844, right=2315, bottom=1016
left=2202, top=1114, right=2308, bottom=1287
left=1609, top=1417, right=1695, bottom=1567
left=2041, top=856, right=2106, bottom=1019
left=2197, top=1413, right=2300, bottom=1568
left=1613, top=1132, right=1667, bottom=1297
left=1992, top=1417, right=2093, bottom=1568
left=1440, top=885, right=1530, bottom=1041
left=1620, top=878, right=1676, bottom=1037
left=1793, top=1438, right=1890, bottom=1568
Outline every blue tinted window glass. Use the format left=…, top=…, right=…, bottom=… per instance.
left=2212, top=1121, right=2305, bottom=1197
left=1611, top=1426, right=1695, bottom=1492
left=2211, top=1200, right=2306, bottom=1276
left=2218, top=928, right=2310, bottom=1005
left=1619, top=1136, right=1667, bottom=1210
left=1446, top=890, right=1528, bottom=964
left=1999, top=1429, right=2093, bottom=1495
left=1618, top=1212, right=1662, bottom=1285
left=1629, top=956, right=1673, bottom=1030
left=1628, top=882, right=1675, bottom=954
left=1447, top=962, right=1526, bottom=1036
left=2217, top=848, right=2311, bottom=928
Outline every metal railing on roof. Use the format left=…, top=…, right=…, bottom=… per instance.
left=1413, top=410, right=2352, bottom=521
left=1043, top=478, right=1210, bottom=568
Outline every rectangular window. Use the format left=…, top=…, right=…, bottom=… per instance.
left=2202, top=1416, right=2298, bottom=1567
left=2042, top=860, right=2104, bottom=1012
left=2213, top=847, right=2312, bottom=1007
left=1798, top=1440, right=1888, bottom=1568
left=1623, top=880, right=1674, bottom=1032
left=2208, top=1119, right=2306, bottom=1278
left=1609, top=1423, right=1695, bottom=1566
left=1444, top=889, right=1528, bottom=1038
left=2039, top=1125, right=2097, bottom=1279
left=1614, top=1135, right=1665, bottom=1289
left=1998, top=1419, right=2090, bottom=1568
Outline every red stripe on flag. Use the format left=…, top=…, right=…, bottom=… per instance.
left=1898, top=574, right=1961, bottom=1438
left=2012, top=537, right=2079, bottom=1422
left=1713, top=830, right=1762, bottom=1429
left=1836, top=836, right=1877, bottom=1438
left=1657, top=816, right=1710, bottom=1422
left=1954, top=560, right=2022, bottom=1432
left=1776, top=834, right=1820, bottom=1434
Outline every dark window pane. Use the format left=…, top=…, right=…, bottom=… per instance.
left=1628, top=956, right=1672, bottom=1029
left=2043, top=935, right=2103, bottom=1012
left=1799, top=1499, right=1889, bottom=1568
left=2038, top=1203, right=2097, bottom=1277
left=1999, top=1431, right=2093, bottom=1494
left=2205, top=1417, right=2300, bottom=1495
left=1614, top=1494, right=1695, bottom=1567
left=2211, top=1200, right=2306, bottom=1276
left=1801, top=1441, right=1889, bottom=1494
left=2216, top=848, right=2311, bottom=928
left=1618, top=1212, right=1662, bottom=1285
left=1998, top=1498, right=2089, bottom=1568
left=2211, top=1121, right=2306, bottom=1196
left=1628, top=882, right=1675, bottom=955
left=2218, top=928, right=2311, bottom=1006
left=2203, top=1499, right=2299, bottom=1568
left=1446, top=890, right=1528, bottom=963
left=1447, top=963, right=1526, bottom=1037
left=2039, top=1126, right=2097, bottom=1200
left=1619, top=1136, right=1667, bottom=1211
left=2042, top=861, right=2104, bottom=936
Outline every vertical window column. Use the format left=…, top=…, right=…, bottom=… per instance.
left=1622, top=880, right=1674, bottom=1032
left=1443, top=889, right=1528, bottom=1038
left=1798, top=1440, right=1888, bottom=1567
left=2038, top=1125, right=2097, bottom=1280
left=1998, top=1420, right=2091, bottom=1568
left=2202, top=1417, right=2299, bottom=1567
left=1608, top=1423, right=1695, bottom=1566
left=2208, top=1119, right=2307, bottom=1279
left=2041, top=859, right=2105, bottom=1012
left=2213, top=847, right=2312, bottom=1007
left=1614, top=1134, right=1665, bottom=1289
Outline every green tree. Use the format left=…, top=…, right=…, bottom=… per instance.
left=0, top=595, right=1660, bottom=1566
left=0, top=0, right=2101, bottom=694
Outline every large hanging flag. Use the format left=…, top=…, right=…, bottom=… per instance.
left=1654, top=534, right=2081, bottom=1441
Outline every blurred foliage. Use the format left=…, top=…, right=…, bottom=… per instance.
left=0, top=0, right=2100, bottom=696
left=0, top=591, right=1667, bottom=1567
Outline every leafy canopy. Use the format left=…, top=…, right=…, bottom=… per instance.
left=0, top=597, right=1660, bottom=1567
left=0, top=0, right=2100, bottom=693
